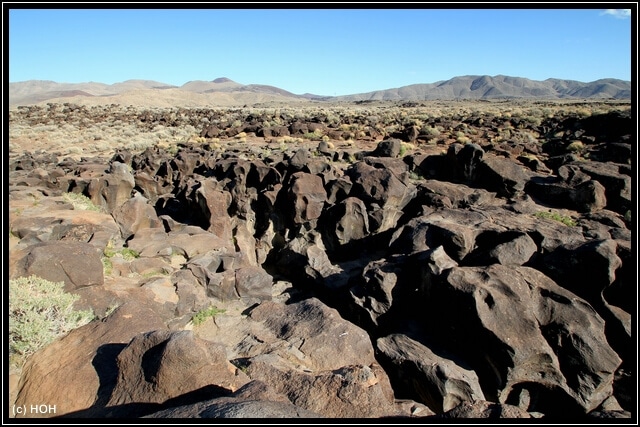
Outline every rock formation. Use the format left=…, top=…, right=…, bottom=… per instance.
left=8, top=105, right=633, bottom=420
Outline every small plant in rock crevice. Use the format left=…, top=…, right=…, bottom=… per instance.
left=534, top=211, right=577, bottom=227
left=191, top=306, right=226, bottom=326
left=63, top=192, right=102, bottom=212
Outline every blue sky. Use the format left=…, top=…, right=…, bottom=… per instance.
left=8, top=6, right=633, bottom=96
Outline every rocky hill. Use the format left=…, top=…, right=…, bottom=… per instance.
left=334, top=75, right=631, bottom=102
left=8, top=102, right=633, bottom=419
left=9, top=75, right=631, bottom=107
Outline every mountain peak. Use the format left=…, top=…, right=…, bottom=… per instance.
left=8, top=75, right=631, bottom=107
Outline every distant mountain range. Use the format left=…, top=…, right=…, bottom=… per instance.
left=9, top=75, right=631, bottom=107
left=332, top=75, right=631, bottom=102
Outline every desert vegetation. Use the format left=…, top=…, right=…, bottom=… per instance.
left=533, top=210, right=577, bottom=227
left=8, top=99, right=630, bottom=161
left=9, top=276, right=95, bottom=369
left=190, top=306, right=227, bottom=327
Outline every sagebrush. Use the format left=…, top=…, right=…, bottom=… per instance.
left=9, top=276, right=94, bottom=368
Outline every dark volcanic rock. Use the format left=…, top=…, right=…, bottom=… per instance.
left=8, top=104, right=633, bottom=419
left=286, top=172, right=327, bottom=225
left=145, top=393, right=323, bottom=418
left=106, top=330, right=249, bottom=411
left=319, top=196, right=370, bottom=252
left=431, top=400, right=531, bottom=419
left=567, top=161, right=631, bottom=214
left=12, top=241, right=104, bottom=291
left=476, top=155, right=533, bottom=198
left=243, top=356, right=401, bottom=418
left=526, top=177, right=607, bottom=213
left=372, top=138, right=403, bottom=158
left=425, top=264, right=622, bottom=416
left=112, top=193, right=163, bottom=240
left=15, top=302, right=168, bottom=418
left=86, top=161, right=135, bottom=213
left=248, top=298, right=375, bottom=370
left=447, top=142, right=485, bottom=182
left=200, top=379, right=321, bottom=417
left=377, top=333, right=485, bottom=414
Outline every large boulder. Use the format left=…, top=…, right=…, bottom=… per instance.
left=243, top=355, right=402, bottom=418
left=345, top=160, right=416, bottom=234
left=9, top=204, right=121, bottom=250
left=372, top=138, right=403, bottom=158
left=234, top=266, right=273, bottom=302
left=540, top=239, right=631, bottom=361
left=476, top=155, right=533, bottom=198
left=377, top=333, right=485, bottom=414
left=143, top=380, right=323, bottom=418
left=14, top=301, right=167, bottom=418
left=286, top=172, right=327, bottom=225
left=273, top=231, right=344, bottom=290
left=425, top=264, right=622, bottom=416
left=566, top=161, right=631, bottom=214
left=526, top=177, right=607, bottom=213
left=248, top=298, right=375, bottom=371
left=105, top=330, right=250, bottom=415
left=194, top=179, right=234, bottom=242
left=319, top=196, right=370, bottom=252
left=389, top=214, right=479, bottom=261
left=432, top=400, right=532, bottom=419
left=126, top=226, right=233, bottom=261
left=112, top=193, right=163, bottom=240
left=186, top=250, right=239, bottom=301
left=11, top=241, right=104, bottom=292
left=446, top=143, right=484, bottom=182
left=87, top=161, right=135, bottom=213
left=346, top=161, right=416, bottom=211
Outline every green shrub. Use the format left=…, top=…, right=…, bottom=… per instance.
left=534, top=211, right=577, bottom=227
left=103, top=303, right=120, bottom=318
left=456, top=135, right=471, bottom=144
left=120, top=248, right=139, bottom=260
left=9, top=276, right=94, bottom=368
left=302, top=130, right=324, bottom=141
left=409, top=170, right=425, bottom=181
left=102, top=257, right=113, bottom=275
left=191, top=305, right=226, bottom=326
left=422, top=125, right=441, bottom=137
left=63, top=192, right=102, bottom=212
left=104, top=246, right=139, bottom=261
left=566, top=140, right=585, bottom=153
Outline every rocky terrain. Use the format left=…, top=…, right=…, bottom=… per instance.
left=7, top=99, right=634, bottom=420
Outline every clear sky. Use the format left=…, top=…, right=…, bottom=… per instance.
left=7, top=5, right=634, bottom=96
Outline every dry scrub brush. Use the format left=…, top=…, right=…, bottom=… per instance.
left=9, top=276, right=95, bottom=369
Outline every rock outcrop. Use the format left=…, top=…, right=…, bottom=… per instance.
left=9, top=105, right=632, bottom=420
